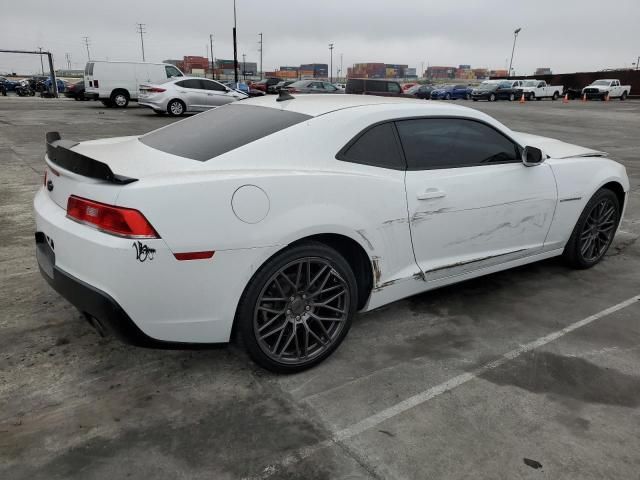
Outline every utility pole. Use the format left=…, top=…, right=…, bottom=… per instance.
left=136, top=23, right=146, bottom=62
left=340, top=53, right=343, bottom=81
left=82, top=36, right=91, bottom=60
left=233, top=0, right=239, bottom=84
left=636, top=56, right=639, bottom=71
left=508, top=27, right=521, bottom=78
left=65, top=52, right=71, bottom=70
left=38, top=47, right=44, bottom=75
left=258, top=32, right=263, bottom=79
left=242, top=53, right=246, bottom=80
left=329, top=43, right=334, bottom=82
left=209, top=34, right=215, bottom=79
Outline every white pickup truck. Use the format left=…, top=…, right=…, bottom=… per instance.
left=582, top=79, right=631, bottom=100
left=517, top=80, right=563, bottom=101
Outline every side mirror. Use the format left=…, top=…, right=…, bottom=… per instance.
left=523, top=146, right=546, bottom=166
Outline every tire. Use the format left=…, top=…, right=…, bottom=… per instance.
left=472, top=98, right=478, bottom=102
left=444, top=93, right=451, bottom=100
left=552, top=92, right=559, bottom=101
left=236, top=241, right=358, bottom=373
left=167, top=99, right=186, bottom=116
left=101, top=99, right=114, bottom=107
left=489, top=93, right=496, bottom=102
left=508, top=93, right=515, bottom=101
left=562, top=188, right=621, bottom=269
left=110, top=90, right=129, bottom=108
left=620, top=91, right=627, bottom=101
left=465, top=93, right=470, bottom=100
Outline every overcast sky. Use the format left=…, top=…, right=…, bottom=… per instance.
left=1, top=0, right=639, bottom=76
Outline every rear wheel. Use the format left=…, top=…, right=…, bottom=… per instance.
left=110, top=90, right=129, bottom=108
left=508, top=93, right=515, bottom=101
left=236, top=242, right=357, bottom=373
left=465, top=93, right=471, bottom=100
left=621, top=91, right=627, bottom=101
left=444, top=93, right=451, bottom=100
left=167, top=99, right=186, bottom=116
left=489, top=93, right=496, bottom=102
left=563, top=188, right=620, bottom=269
left=552, top=91, right=559, bottom=100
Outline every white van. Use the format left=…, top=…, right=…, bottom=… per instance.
left=84, top=61, right=184, bottom=107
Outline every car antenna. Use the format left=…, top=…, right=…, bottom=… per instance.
left=276, top=90, right=295, bottom=102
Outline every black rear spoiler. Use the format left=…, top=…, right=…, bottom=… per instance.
left=45, top=132, right=137, bottom=185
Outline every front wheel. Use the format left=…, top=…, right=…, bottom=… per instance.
left=465, top=93, right=471, bottom=100
left=444, top=93, right=451, bottom=100
left=508, top=93, right=515, bottom=101
left=489, top=93, right=496, bottom=102
left=563, top=188, right=621, bottom=269
left=236, top=242, right=357, bottom=373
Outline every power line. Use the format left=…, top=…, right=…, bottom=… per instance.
left=82, top=36, right=91, bottom=60
left=136, top=23, right=147, bottom=62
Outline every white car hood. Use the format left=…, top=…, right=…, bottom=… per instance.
left=513, top=132, right=607, bottom=159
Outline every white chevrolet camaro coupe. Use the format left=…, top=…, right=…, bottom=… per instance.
left=35, top=94, right=628, bottom=372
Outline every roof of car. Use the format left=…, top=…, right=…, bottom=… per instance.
left=239, top=93, right=473, bottom=117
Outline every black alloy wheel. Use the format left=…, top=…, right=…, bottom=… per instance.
left=563, top=188, right=620, bottom=268
left=237, top=242, right=357, bottom=373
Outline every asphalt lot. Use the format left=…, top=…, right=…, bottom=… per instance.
left=1, top=96, right=639, bottom=480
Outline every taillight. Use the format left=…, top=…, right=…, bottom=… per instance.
left=66, top=195, right=159, bottom=239
left=93, top=80, right=99, bottom=88
left=149, top=87, right=166, bottom=93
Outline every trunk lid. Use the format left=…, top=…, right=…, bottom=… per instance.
left=45, top=133, right=201, bottom=210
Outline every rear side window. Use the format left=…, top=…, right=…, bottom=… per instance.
left=140, top=105, right=311, bottom=161
left=387, top=82, right=401, bottom=93
left=201, top=80, right=226, bottom=91
left=366, top=80, right=388, bottom=92
left=396, top=118, right=520, bottom=170
left=337, top=123, right=405, bottom=170
left=346, top=79, right=364, bottom=94
left=175, top=79, right=201, bottom=89
left=85, top=62, right=94, bottom=75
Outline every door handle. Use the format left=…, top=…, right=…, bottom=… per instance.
left=417, top=188, right=446, bottom=200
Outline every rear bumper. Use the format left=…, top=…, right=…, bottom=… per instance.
left=36, top=232, right=158, bottom=346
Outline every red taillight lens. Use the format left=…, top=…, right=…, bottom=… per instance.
left=43, top=170, right=47, bottom=187
left=149, top=87, right=166, bottom=93
left=173, top=251, right=215, bottom=261
left=93, top=80, right=99, bottom=88
left=67, top=195, right=159, bottom=239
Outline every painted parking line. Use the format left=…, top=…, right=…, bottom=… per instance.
left=245, top=294, right=640, bottom=480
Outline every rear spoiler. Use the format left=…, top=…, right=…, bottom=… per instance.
left=45, top=132, right=137, bottom=185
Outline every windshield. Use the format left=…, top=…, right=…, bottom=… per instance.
left=478, top=82, right=496, bottom=90
left=140, top=104, right=311, bottom=161
left=591, top=80, right=611, bottom=86
left=406, top=85, right=420, bottom=94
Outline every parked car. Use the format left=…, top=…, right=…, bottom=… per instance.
left=430, top=84, right=472, bottom=100
left=64, top=81, right=87, bottom=100
left=0, top=76, right=19, bottom=92
left=268, top=80, right=296, bottom=94
left=223, top=81, right=265, bottom=97
left=251, top=77, right=281, bottom=93
left=84, top=60, right=184, bottom=107
left=582, top=79, right=631, bottom=100
left=515, top=80, right=563, bottom=101
left=405, top=84, right=435, bottom=99
left=36, top=96, right=628, bottom=372
left=345, top=78, right=407, bottom=97
left=138, top=77, right=247, bottom=116
left=471, top=81, right=518, bottom=101
left=285, top=80, right=342, bottom=94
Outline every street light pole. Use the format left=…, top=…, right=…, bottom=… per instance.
left=38, top=47, right=44, bottom=75
left=508, top=27, right=521, bottom=77
left=329, top=43, right=334, bottom=82
left=258, top=32, right=263, bottom=79
left=136, top=23, right=146, bottom=62
left=209, top=34, right=215, bottom=79
left=233, top=0, right=239, bottom=84
left=242, top=53, right=246, bottom=80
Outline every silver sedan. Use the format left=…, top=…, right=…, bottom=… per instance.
left=139, top=77, right=248, bottom=116
left=286, top=80, right=344, bottom=94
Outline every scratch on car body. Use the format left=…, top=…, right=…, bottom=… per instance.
left=445, top=215, right=541, bottom=247
left=382, top=217, right=408, bottom=226
left=424, top=248, right=528, bottom=274
left=356, top=229, right=374, bottom=250
left=411, top=208, right=452, bottom=223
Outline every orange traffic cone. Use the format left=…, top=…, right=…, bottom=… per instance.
left=563, top=93, right=569, bottom=104
left=519, top=93, right=525, bottom=104
left=582, top=93, right=587, bottom=102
